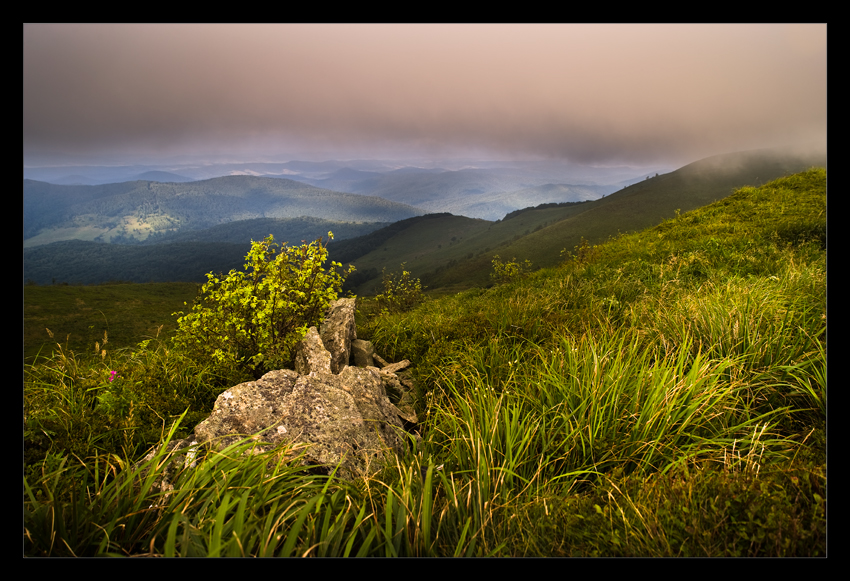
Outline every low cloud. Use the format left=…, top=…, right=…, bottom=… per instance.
left=24, top=24, right=826, bottom=166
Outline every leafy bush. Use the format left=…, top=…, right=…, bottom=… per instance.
left=173, top=234, right=352, bottom=377
left=376, top=263, right=424, bottom=314
left=561, top=237, right=599, bottom=266
left=490, top=255, right=532, bottom=284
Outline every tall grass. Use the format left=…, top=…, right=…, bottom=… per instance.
left=428, top=328, right=791, bottom=486
left=24, top=332, right=252, bottom=470
left=25, top=416, right=342, bottom=557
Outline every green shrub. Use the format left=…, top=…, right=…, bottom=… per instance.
left=172, top=234, right=352, bottom=378
left=490, top=255, right=532, bottom=284
left=376, top=263, right=424, bottom=314
left=561, top=237, right=599, bottom=266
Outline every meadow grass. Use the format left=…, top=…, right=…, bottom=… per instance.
left=24, top=282, right=200, bottom=362
left=24, top=169, right=826, bottom=556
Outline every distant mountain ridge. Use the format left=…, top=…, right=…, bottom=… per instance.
left=291, top=167, right=618, bottom=220
left=131, top=170, right=194, bottom=183
left=23, top=175, right=425, bottom=247
left=24, top=158, right=662, bottom=220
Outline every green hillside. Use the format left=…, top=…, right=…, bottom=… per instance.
left=330, top=147, right=825, bottom=294
left=24, top=217, right=389, bottom=286
left=330, top=213, right=492, bottom=294
left=415, top=147, right=827, bottom=290
left=23, top=175, right=424, bottom=246
left=358, top=168, right=826, bottom=556
left=24, top=240, right=251, bottom=286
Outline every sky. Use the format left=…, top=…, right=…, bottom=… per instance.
left=23, top=23, right=826, bottom=168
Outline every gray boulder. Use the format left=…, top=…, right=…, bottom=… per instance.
left=189, top=365, right=409, bottom=480
left=141, top=298, right=418, bottom=486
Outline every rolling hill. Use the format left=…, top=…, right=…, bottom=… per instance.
left=23, top=216, right=391, bottom=286
left=333, top=147, right=826, bottom=293
left=23, top=175, right=425, bottom=247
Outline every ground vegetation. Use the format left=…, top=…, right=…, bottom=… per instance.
left=24, top=169, right=826, bottom=556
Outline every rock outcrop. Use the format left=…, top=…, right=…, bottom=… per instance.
left=320, top=298, right=357, bottom=373
left=142, top=298, right=418, bottom=485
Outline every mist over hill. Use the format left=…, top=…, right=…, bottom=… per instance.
left=282, top=163, right=650, bottom=220
left=24, top=158, right=663, bottom=221
left=23, top=157, right=657, bottom=186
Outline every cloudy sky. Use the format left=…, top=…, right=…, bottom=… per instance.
left=24, top=23, right=826, bottom=167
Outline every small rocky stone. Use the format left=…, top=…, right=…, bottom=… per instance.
left=320, top=297, right=357, bottom=373
left=295, top=327, right=332, bottom=375
left=351, top=339, right=375, bottom=367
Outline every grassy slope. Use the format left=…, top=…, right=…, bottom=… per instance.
left=359, top=168, right=826, bottom=555
left=364, top=167, right=826, bottom=378
left=337, top=214, right=493, bottom=295
left=334, top=203, right=598, bottom=294
left=333, top=147, right=825, bottom=295
left=419, top=147, right=827, bottom=290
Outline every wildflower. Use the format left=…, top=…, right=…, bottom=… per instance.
left=109, top=370, right=120, bottom=382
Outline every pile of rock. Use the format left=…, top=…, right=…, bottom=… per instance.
left=143, top=298, right=418, bottom=484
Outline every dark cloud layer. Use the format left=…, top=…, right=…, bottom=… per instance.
left=24, top=24, right=826, bottom=166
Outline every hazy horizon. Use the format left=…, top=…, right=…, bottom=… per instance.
left=24, top=24, right=826, bottom=170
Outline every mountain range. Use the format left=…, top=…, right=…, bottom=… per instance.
left=24, top=158, right=664, bottom=224
left=23, top=176, right=422, bottom=248
left=23, top=146, right=825, bottom=291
